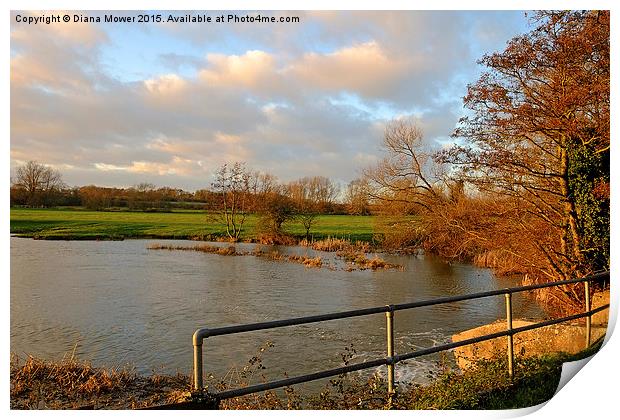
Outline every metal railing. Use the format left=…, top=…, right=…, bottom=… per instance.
left=192, top=272, right=609, bottom=404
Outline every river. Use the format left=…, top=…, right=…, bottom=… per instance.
left=10, top=237, right=546, bottom=389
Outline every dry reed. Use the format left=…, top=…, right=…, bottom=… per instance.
left=299, top=237, right=371, bottom=253
left=336, top=250, right=403, bottom=271
left=10, top=353, right=193, bottom=409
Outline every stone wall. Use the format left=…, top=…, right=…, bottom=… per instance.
left=451, top=289, right=610, bottom=371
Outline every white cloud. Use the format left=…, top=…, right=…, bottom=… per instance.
left=144, top=74, right=187, bottom=95
left=287, top=42, right=409, bottom=97
left=200, top=50, right=277, bottom=87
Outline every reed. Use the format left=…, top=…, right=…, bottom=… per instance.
left=147, top=243, right=242, bottom=256
left=299, top=237, right=370, bottom=253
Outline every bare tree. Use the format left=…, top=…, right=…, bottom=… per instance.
left=287, top=178, right=316, bottom=239
left=287, top=176, right=339, bottom=239
left=307, top=176, right=339, bottom=213
left=211, top=162, right=252, bottom=241
left=345, top=178, right=371, bottom=215
left=11, top=161, right=65, bottom=207
left=363, top=119, right=443, bottom=214
left=248, top=171, right=279, bottom=212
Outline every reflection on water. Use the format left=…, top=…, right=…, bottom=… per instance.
left=11, top=237, right=546, bottom=387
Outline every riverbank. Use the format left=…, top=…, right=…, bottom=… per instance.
left=10, top=207, right=381, bottom=243
left=10, top=341, right=603, bottom=410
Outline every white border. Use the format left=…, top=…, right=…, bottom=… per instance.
left=3, top=1, right=618, bottom=419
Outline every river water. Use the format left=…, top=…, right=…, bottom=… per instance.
left=10, top=237, right=546, bottom=389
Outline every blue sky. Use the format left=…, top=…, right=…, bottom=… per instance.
left=11, top=10, right=531, bottom=190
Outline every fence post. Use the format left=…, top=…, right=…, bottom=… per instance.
left=385, top=306, right=395, bottom=399
left=193, top=333, right=204, bottom=392
left=505, top=292, right=514, bottom=379
left=585, top=280, right=591, bottom=348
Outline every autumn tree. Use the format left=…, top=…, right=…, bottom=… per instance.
left=211, top=162, right=252, bottom=241
left=257, top=191, right=296, bottom=237
left=79, top=186, right=113, bottom=210
left=11, top=161, right=65, bottom=207
left=444, top=11, right=609, bottom=283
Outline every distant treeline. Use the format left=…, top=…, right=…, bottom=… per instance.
left=11, top=184, right=214, bottom=211
left=9, top=165, right=367, bottom=215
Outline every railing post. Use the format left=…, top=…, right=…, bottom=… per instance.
left=193, top=330, right=204, bottom=393
left=585, top=280, right=591, bottom=348
left=385, top=306, right=395, bottom=399
left=504, top=292, right=514, bottom=379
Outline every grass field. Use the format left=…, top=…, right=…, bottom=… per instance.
left=10, top=208, right=381, bottom=242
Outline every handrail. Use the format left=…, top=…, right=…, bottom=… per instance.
left=192, top=271, right=610, bottom=404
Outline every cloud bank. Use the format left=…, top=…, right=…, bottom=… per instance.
left=10, top=10, right=528, bottom=190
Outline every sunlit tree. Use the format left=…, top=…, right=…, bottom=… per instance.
left=444, top=11, right=609, bottom=281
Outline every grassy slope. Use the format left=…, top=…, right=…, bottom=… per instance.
left=10, top=208, right=379, bottom=242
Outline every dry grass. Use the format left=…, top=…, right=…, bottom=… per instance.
left=10, top=353, right=192, bottom=409
left=11, top=354, right=134, bottom=397
left=521, top=274, right=585, bottom=316
left=149, top=243, right=327, bottom=270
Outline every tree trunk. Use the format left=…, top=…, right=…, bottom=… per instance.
left=559, top=141, right=584, bottom=274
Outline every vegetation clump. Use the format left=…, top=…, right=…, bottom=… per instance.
left=256, top=232, right=297, bottom=246
left=336, top=250, right=402, bottom=271
left=301, top=256, right=323, bottom=268
left=252, top=249, right=325, bottom=269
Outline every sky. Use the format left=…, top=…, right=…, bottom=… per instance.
left=10, top=10, right=531, bottom=191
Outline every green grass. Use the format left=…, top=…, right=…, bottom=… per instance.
left=10, top=208, right=380, bottom=242
left=402, top=338, right=605, bottom=410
